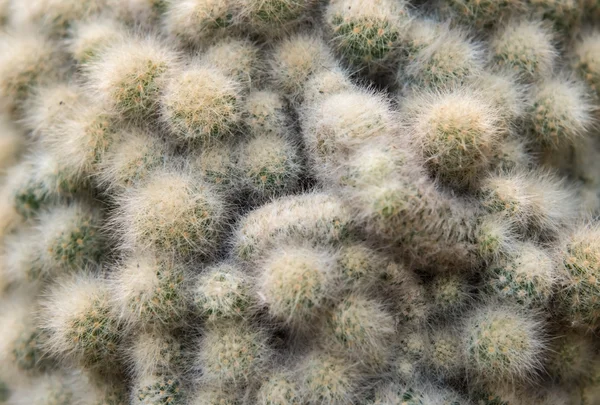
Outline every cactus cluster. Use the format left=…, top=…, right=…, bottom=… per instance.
left=2, top=0, right=600, bottom=404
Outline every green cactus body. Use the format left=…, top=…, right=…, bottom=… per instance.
left=117, top=60, right=166, bottom=119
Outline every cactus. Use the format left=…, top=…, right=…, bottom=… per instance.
left=324, top=0, right=411, bottom=76
left=132, top=373, right=183, bottom=405
left=188, top=386, right=240, bottom=405
left=574, top=31, right=600, bottom=98
left=114, top=167, right=226, bottom=258
left=188, top=143, right=239, bottom=193
left=479, top=169, right=576, bottom=235
left=163, top=0, right=237, bottom=48
left=23, top=83, right=81, bottom=139
left=527, top=0, right=581, bottom=33
left=429, top=273, right=472, bottom=316
left=196, top=320, right=270, bottom=386
left=476, top=214, right=519, bottom=262
left=490, top=19, right=556, bottom=81
left=0, top=118, right=23, bottom=175
left=402, top=26, right=484, bottom=89
left=161, top=62, right=242, bottom=145
left=0, top=32, right=63, bottom=117
left=240, top=0, right=319, bottom=38
left=405, top=87, right=501, bottom=189
left=202, top=38, right=262, bottom=91
left=258, top=243, right=338, bottom=328
left=67, top=17, right=126, bottom=65
left=111, top=251, right=189, bottom=329
left=463, top=305, right=546, bottom=381
left=441, top=0, right=525, bottom=29
left=85, top=35, right=177, bottom=122
left=393, top=331, right=427, bottom=383
left=299, top=352, right=358, bottom=405
left=482, top=242, right=556, bottom=308
left=557, top=224, right=600, bottom=329
left=268, top=33, right=336, bottom=103
left=428, top=328, right=465, bottom=379
left=256, top=372, right=302, bottom=405
left=243, top=90, right=288, bottom=138
left=128, top=330, right=184, bottom=379
left=324, top=293, right=395, bottom=368
left=193, top=262, right=251, bottom=321
left=41, top=272, right=122, bottom=371
left=2, top=225, right=43, bottom=285
left=546, top=332, right=594, bottom=383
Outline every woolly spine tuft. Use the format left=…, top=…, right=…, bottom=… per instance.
left=196, top=320, right=271, bottom=386
left=128, top=330, right=184, bottom=380
left=324, top=0, right=411, bottom=76
left=258, top=243, right=338, bottom=328
left=427, top=328, right=465, bottom=379
left=201, top=38, right=262, bottom=91
left=429, top=273, right=472, bottom=317
left=476, top=214, right=519, bottom=262
left=482, top=242, right=556, bottom=309
left=268, top=33, right=336, bottom=104
left=574, top=31, right=600, bottom=98
left=111, top=251, right=189, bottom=330
left=256, top=371, right=302, bottom=405
left=161, top=61, right=242, bottom=145
left=193, top=262, right=251, bottom=321
left=67, top=17, right=126, bottom=65
left=463, top=304, right=546, bottom=382
left=490, top=19, right=556, bottom=80
left=85, top=35, right=178, bottom=122
left=298, top=352, right=358, bottom=405
left=23, top=83, right=81, bottom=140
left=405, top=87, right=502, bottom=189
left=114, top=167, right=227, bottom=258
left=40, top=272, right=122, bottom=371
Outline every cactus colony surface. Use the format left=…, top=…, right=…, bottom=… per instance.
left=1, top=0, right=600, bottom=404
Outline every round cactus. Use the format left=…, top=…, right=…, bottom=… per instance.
left=441, top=0, right=525, bottom=29
left=399, top=18, right=441, bottom=65
left=528, top=77, right=593, bottom=149
left=41, top=272, right=122, bottom=371
left=232, top=192, right=352, bottom=262
left=202, top=38, right=262, bottom=91
left=196, top=321, right=270, bottom=386
left=187, top=143, right=239, bottom=193
left=527, top=0, right=581, bottom=33
left=114, top=167, right=227, bottom=258
left=258, top=243, right=338, bottom=327
left=463, top=305, right=546, bottom=381
left=132, top=372, right=183, bottom=405
left=2, top=225, right=44, bottom=285
left=193, top=262, right=251, bottom=321
left=479, top=169, right=576, bottom=234
left=161, top=62, right=242, bottom=145
left=574, top=31, right=600, bottom=98
left=336, top=243, right=386, bottom=290
left=301, top=67, right=353, bottom=108
left=0, top=32, right=63, bottom=117
left=37, top=202, right=104, bottom=274
left=402, top=26, right=484, bottom=89
left=23, top=83, right=81, bottom=140
left=243, top=90, right=288, bottom=138
left=163, top=0, right=237, bottom=48
left=67, top=17, right=126, bottom=65
left=324, top=293, right=395, bottom=368
left=490, top=19, right=555, bottom=81
left=111, top=251, right=189, bottom=329
left=483, top=242, right=556, bottom=308
left=240, top=0, right=319, bottom=38
left=128, top=330, right=184, bottom=378
left=299, top=352, right=358, bottom=405
left=405, top=87, right=501, bottom=189
left=428, top=328, right=464, bottom=379
left=429, top=273, right=472, bottom=316
left=393, top=331, right=427, bottom=383
left=268, top=33, right=336, bottom=103
left=324, top=0, right=411, bottom=75
left=546, top=332, right=594, bottom=383
left=96, top=128, right=171, bottom=194
left=85, top=35, right=177, bottom=122
left=557, top=224, right=600, bottom=329
left=256, top=372, right=302, bottom=405
left=475, top=214, right=519, bottom=262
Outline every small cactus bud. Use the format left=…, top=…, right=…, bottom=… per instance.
left=85, top=35, right=177, bottom=122
left=301, top=67, right=353, bottom=108
left=193, top=262, right=251, bottom=321
left=479, top=169, right=576, bottom=234
left=196, top=321, right=270, bottom=386
left=490, top=19, right=556, bottom=80
left=402, top=26, right=484, bottom=89
left=163, top=0, right=237, bottom=48
left=483, top=242, right=556, bottom=308
left=2, top=225, right=43, bottom=286
left=429, top=273, right=472, bottom=317
left=325, top=0, right=411, bottom=76
left=557, top=223, right=600, bottom=329
left=114, top=167, right=227, bottom=258
left=427, top=328, right=465, bottom=379
left=574, top=31, right=600, bottom=98
left=37, top=202, right=104, bottom=274
left=187, top=143, right=239, bottom=194
left=476, top=214, right=519, bottom=262
left=128, top=330, right=184, bottom=379
left=23, top=83, right=81, bottom=140
left=0, top=118, right=23, bottom=175
left=299, top=352, right=359, bottom=405
left=405, top=87, right=502, bottom=189
left=336, top=243, right=386, bottom=291
left=41, top=272, right=122, bottom=371
left=67, top=17, right=126, bottom=65
left=323, top=293, right=395, bottom=368
left=256, top=372, right=301, bottom=405
left=258, top=243, right=338, bottom=328
left=0, top=32, right=63, bottom=117
left=96, top=128, right=171, bottom=195
left=161, top=62, right=242, bottom=145
left=232, top=192, right=352, bottom=262
left=111, top=251, right=189, bottom=330
left=243, top=90, right=288, bottom=138
left=393, top=331, right=427, bottom=383
left=202, top=38, right=262, bottom=91
left=132, top=372, right=183, bottom=405
left=528, top=77, right=593, bottom=149
left=463, top=304, right=546, bottom=381
left=268, top=33, right=336, bottom=103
